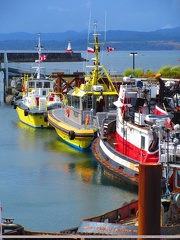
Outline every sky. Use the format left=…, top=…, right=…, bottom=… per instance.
left=0, top=0, right=180, bottom=34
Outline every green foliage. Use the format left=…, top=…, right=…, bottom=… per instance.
left=123, top=68, right=133, bottom=77
left=145, top=69, right=154, bottom=75
left=123, top=65, right=180, bottom=78
left=123, top=68, right=144, bottom=77
left=134, top=68, right=144, bottom=77
left=158, top=65, right=180, bottom=78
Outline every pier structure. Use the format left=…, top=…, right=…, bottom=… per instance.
left=0, top=50, right=86, bottom=63
left=52, top=71, right=85, bottom=96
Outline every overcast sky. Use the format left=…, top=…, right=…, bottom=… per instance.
left=1, top=0, right=179, bottom=34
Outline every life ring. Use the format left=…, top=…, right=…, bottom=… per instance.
left=68, top=130, right=75, bottom=140
left=85, top=114, right=90, bottom=125
left=66, top=107, right=70, bottom=117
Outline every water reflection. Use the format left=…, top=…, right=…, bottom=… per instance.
left=3, top=117, right=138, bottom=232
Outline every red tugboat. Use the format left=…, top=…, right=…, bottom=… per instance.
left=92, top=74, right=180, bottom=189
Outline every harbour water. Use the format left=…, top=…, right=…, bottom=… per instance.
left=7, top=50, right=180, bottom=76
left=0, top=104, right=137, bottom=232
left=0, top=50, right=179, bottom=233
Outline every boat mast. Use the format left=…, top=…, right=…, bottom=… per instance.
left=36, top=33, right=43, bottom=79
left=88, top=21, right=102, bottom=86
left=93, top=21, right=99, bottom=85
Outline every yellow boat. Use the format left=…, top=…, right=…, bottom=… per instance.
left=14, top=34, right=63, bottom=128
left=48, top=22, right=118, bottom=150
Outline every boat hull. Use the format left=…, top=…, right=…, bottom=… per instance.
left=15, top=104, right=50, bottom=128
left=48, top=110, right=97, bottom=150
left=92, top=137, right=139, bottom=187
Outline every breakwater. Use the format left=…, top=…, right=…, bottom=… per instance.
left=0, top=51, right=86, bottom=62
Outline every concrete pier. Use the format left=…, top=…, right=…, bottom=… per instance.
left=0, top=51, right=86, bottom=62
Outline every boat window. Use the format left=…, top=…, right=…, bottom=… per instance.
left=72, top=96, right=80, bottom=109
left=36, top=82, right=42, bottom=88
left=28, top=82, right=35, bottom=88
left=87, top=95, right=93, bottom=109
left=82, top=96, right=87, bottom=109
left=141, top=136, right=145, bottom=149
left=44, top=82, right=50, bottom=88
left=108, top=96, right=117, bottom=110
left=67, top=95, right=71, bottom=105
left=42, top=90, right=47, bottom=96
left=175, top=170, right=180, bottom=188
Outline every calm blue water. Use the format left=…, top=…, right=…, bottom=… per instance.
left=0, top=104, right=137, bottom=232
left=8, top=50, right=180, bottom=76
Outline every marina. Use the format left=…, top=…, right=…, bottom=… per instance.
left=0, top=49, right=180, bottom=237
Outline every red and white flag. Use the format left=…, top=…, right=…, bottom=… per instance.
left=106, top=47, right=116, bottom=52
left=35, top=55, right=47, bottom=63
left=87, top=47, right=94, bottom=53
left=40, top=55, right=47, bottom=61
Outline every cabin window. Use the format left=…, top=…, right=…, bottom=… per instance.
left=42, top=90, right=47, bottom=96
left=36, top=82, right=42, bottom=88
left=28, top=82, right=35, bottom=88
left=82, top=96, right=87, bottom=109
left=141, top=136, right=145, bottom=149
left=108, top=96, right=117, bottom=110
left=72, top=96, right=80, bottom=109
left=175, top=170, right=180, bottom=188
left=44, top=82, right=50, bottom=88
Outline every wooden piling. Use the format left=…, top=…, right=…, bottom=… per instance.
left=138, top=163, right=162, bottom=240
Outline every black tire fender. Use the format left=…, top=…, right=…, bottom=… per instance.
left=24, top=109, right=29, bottom=116
left=43, top=112, right=48, bottom=122
left=68, top=130, right=75, bottom=140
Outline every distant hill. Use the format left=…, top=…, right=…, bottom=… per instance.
left=0, top=27, right=180, bottom=50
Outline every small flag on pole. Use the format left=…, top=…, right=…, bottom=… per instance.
left=35, top=55, right=47, bottom=63
left=106, top=47, right=116, bottom=52
left=87, top=47, right=94, bottom=53
left=40, top=55, right=47, bottom=61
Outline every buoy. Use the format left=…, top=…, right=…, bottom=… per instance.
left=85, top=114, right=90, bottom=125
left=66, top=107, right=70, bottom=117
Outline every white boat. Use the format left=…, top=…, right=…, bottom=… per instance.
left=14, top=34, right=63, bottom=128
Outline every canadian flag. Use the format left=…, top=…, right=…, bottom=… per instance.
left=106, top=47, right=116, bottom=52
left=87, top=47, right=94, bottom=53
left=40, top=55, right=47, bottom=61
left=35, top=55, right=47, bottom=63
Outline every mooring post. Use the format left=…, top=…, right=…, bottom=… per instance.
left=138, top=162, right=161, bottom=240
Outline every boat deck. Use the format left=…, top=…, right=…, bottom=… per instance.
left=49, top=108, right=97, bottom=130
left=49, top=108, right=113, bottom=131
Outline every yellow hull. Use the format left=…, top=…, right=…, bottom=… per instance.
left=48, top=114, right=97, bottom=150
left=15, top=105, right=50, bottom=128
